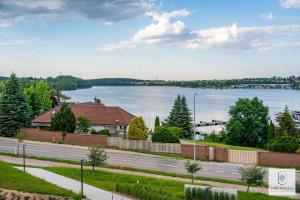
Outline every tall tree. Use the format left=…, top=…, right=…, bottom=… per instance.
left=76, top=115, right=91, bottom=133
left=154, top=116, right=160, bottom=130
left=24, top=80, right=52, bottom=118
left=51, top=103, right=76, bottom=133
left=166, top=95, right=193, bottom=138
left=267, top=120, right=276, bottom=141
left=226, top=97, right=269, bottom=147
left=127, top=116, right=148, bottom=140
left=0, top=73, right=29, bottom=137
left=277, top=106, right=297, bottom=136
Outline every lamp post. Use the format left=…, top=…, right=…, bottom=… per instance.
left=193, top=93, right=197, bottom=161
left=22, top=144, right=26, bottom=172
left=80, top=159, right=84, bottom=198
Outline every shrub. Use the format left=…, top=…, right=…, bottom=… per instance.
left=98, top=129, right=110, bottom=136
left=267, top=132, right=299, bottom=153
left=51, top=103, right=76, bottom=133
left=116, top=182, right=178, bottom=200
left=90, top=128, right=98, bottom=134
left=76, top=115, right=91, bottom=133
left=151, top=126, right=180, bottom=143
left=128, top=116, right=148, bottom=140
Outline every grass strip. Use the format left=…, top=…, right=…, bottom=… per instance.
left=46, top=166, right=293, bottom=200
left=0, top=160, right=81, bottom=199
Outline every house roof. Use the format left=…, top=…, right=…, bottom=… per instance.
left=33, top=102, right=135, bottom=126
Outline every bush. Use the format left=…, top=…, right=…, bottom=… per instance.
left=152, top=126, right=180, bottom=143
left=76, top=115, right=91, bottom=133
left=128, top=116, right=148, bottom=140
left=268, top=132, right=299, bottom=153
left=90, top=128, right=98, bottom=134
left=98, top=129, right=110, bottom=136
left=116, top=182, right=178, bottom=200
left=184, top=187, right=236, bottom=200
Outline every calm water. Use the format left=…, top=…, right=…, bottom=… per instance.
left=64, top=86, right=300, bottom=128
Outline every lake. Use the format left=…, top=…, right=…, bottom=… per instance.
left=64, top=86, right=300, bottom=129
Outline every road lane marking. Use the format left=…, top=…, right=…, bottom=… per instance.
left=215, top=170, right=224, bottom=173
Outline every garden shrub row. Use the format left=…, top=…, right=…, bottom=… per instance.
left=185, top=187, right=237, bottom=200
left=116, top=182, right=180, bottom=200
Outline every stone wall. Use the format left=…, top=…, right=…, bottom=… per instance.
left=258, top=151, right=300, bottom=167
left=181, top=144, right=209, bottom=160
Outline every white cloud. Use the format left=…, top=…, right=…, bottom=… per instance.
left=183, top=24, right=300, bottom=50
left=98, top=9, right=190, bottom=51
left=98, top=13, right=300, bottom=52
left=280, top=0, right=300, bottom=8
left=260, top=12, right=275, bottom=20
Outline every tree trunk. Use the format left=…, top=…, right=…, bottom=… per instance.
left=92, top=164, right=95, bottom=171
left=192, top=177, right=194, bottom=183
left=247, top=185, right=250, bottom=192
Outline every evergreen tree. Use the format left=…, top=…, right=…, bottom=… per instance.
left=166, top=95, right=193, bottom=138
left=51, top=103, right=76, bottom=133
left=267, top=120, right=276, bottom=141
left=0, top=73, right=29, bottom=137
left=180, top=96, right=193, bottom=136
left=127, top=116, right=148, bottom=140
left=277, top=106, right=297, bottom=136
left=154, top=116, right=160, bottom=129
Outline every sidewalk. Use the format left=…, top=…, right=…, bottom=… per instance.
left=0, top=155, right=267, bottom=194
left=15, top=167, right=131, bottom=200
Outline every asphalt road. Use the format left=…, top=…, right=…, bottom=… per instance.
left=0, top=138, right=298, bottom=182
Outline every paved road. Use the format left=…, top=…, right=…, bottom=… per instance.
left=0, top=138, right=298, bottom=182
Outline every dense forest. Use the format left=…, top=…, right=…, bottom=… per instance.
left=0, top=75, right=299, bottom=90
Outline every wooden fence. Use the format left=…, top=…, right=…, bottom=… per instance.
left=228, top=149, right=258, bottom=164
left=107, top=137, right=181, bottom=154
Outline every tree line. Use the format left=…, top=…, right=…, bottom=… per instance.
left=1, top=75, right=300, bottom=90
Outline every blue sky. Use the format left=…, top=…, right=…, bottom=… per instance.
left=0, top=0, right=300, bottom=80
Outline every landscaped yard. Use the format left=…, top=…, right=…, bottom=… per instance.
left=0, top=161, right=81, bottom=199
left=47, top=167, right=293, bottom=200
left=182, top=139, right=265, bottom=151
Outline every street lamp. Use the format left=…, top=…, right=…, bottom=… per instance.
left=193, top=93, right=197, bottom=161
left=22, top=144, right=26, bottom=172
left=80, top=159, right=84, bottom=198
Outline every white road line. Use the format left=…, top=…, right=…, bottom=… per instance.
left=215, top=170, right=224, bottom=173
left=232, top=173, right=240, bottom=175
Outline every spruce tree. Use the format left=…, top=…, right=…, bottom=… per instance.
left=166, top=95, right=193, bottom=138
left=51, top=103, right=76, bottom=133
left=180, top=96, right=193, bottom=136
left=0, top=73, right=29, bottom=137
left=277, top=106, right=297, bottom=136
left=154, top=116, right=160, bottom=129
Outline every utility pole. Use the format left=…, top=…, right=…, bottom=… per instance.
left=193, top=93, right=197, bottom=161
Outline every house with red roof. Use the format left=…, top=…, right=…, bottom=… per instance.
left=32, top=100, right=135, bottom=136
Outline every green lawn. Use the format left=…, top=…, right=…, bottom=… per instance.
left=183, top=139, right=265, bottom=151
left=0, top=161, right=81, bottom=199
left=46, top=167, right=293, bottom=200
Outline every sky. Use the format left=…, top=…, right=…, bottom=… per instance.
left=0, top=0, right=300, bottom=80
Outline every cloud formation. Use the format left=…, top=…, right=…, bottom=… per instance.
left=98, top=10, right=300, bottom=51
left=280, top=0, right=300, bottom=8
left=260, top=12, right=275, bottom=20
left=0, top=0, right=153, bottom=26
